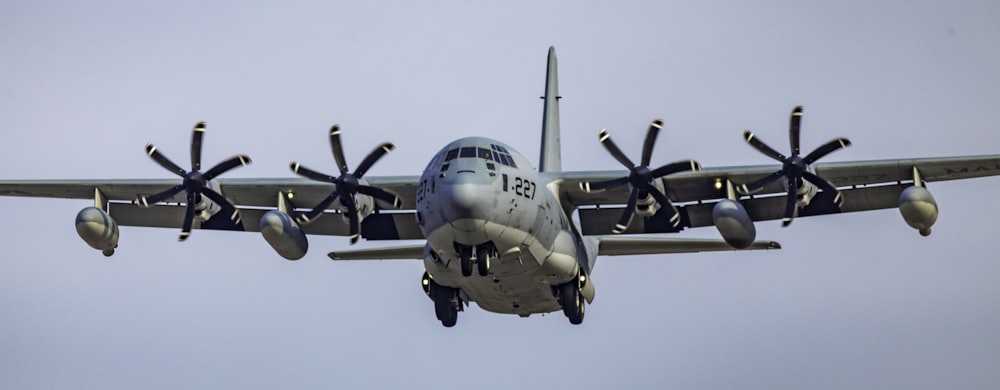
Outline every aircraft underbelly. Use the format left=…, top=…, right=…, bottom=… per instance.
left=422, top=220, right=570, bottom=316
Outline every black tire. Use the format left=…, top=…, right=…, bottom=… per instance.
left=476, top=247, right=491, bottom=276
left=460, top=256, right=473, bottom=277
left=560, top=281, right=584, bottom=325
left=433, top=287, right=458, bottom=327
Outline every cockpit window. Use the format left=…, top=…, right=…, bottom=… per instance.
left=459, top=147, right=478, bottom=158
left=440, top=144, right=516, bottom=168
left=491, top=144, right=516, bottom=168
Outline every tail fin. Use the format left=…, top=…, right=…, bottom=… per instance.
left=539, top=46, right=561, bottom=172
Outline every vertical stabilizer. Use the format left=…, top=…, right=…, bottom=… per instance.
left=539, top=46, right=561, bottom=172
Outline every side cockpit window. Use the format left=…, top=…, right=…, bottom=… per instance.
left=490, top=144, right=517, bottom=168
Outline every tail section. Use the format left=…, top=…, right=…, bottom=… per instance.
left=539, top=46, right=561, bottom=173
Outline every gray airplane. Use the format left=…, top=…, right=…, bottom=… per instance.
left=2, top=47, right=998, bottom=327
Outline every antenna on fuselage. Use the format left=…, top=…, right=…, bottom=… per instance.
left=538, top=46, right=562, bottom=173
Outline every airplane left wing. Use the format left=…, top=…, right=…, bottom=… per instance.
left=551, top=154, right=1000, bottom=235
left=0, top=176, right=423, bottom=239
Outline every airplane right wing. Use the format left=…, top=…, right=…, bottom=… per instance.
left=551, top=154, right=1000, bottom=235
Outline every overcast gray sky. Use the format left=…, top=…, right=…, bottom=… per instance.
left=2, top=1, right=1000, bottom=389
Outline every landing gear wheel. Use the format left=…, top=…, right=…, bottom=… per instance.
left=560, top=281, right=585, bottom=325
left=459, top=246, right=473, bottom=277
left=432, top=285, right=459, bottom=327
left=476, top=246, right=492, bottom=276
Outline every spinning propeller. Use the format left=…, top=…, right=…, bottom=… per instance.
left=584, top=119, right=700, bottom=233
left=290, top=124, right=402, bottom=244
left=138, top=122, right=252, bottom=241
left=740, top=106, right=851, bottom=227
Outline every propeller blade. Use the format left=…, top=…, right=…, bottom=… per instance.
left=640, top=119, right=663, bottom=167
left=743, top=130, right=787, bottom=163
left=599, top=129, right=636, bottom=169
left=646, top=186, right=681, bottom=227
left=354, top=142, right=395, bottom=179
left=357, top=185, right=402, bottom=209
left=580, top=176, right=629, bottom=193
left=781, top=179, right=798, bottom=227
left=329, top=125, right=349, bottom=175
left=789, top=106, right=803, bottom=156
left=802, top=138, right=852, bottom=165
left=202, top=155, right=252, bottom=181
left=738, top=170, right=785, bottom=195
left=297, top=191, right=340, bottom=225
left=802, top=171, right=844, bottom=208
left=137, top=184, right=185, bottom=207
left=191, top=122, right=205, bottom=172
left=612, top=187, right=639, bottom=234
left=179, top=192, right=197, bottom=241
left=200, top=187, right=241, bottom=223
left=346, top=201, right=360, bottom=244
left=290, top=162, right=337, bottom=184
left=145, top=144, right=187, bottom=177
left=651, top=160, right=700, bottom=178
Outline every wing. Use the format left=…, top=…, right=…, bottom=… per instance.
left=0, top=176, right=422, bottom=240
left=550, top=155, right=1000, bottom=234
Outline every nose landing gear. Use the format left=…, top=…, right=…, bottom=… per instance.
left=456, top=242, right=495, bottom=277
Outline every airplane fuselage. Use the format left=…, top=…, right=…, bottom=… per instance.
left=416, top=137, right=589, bottom=316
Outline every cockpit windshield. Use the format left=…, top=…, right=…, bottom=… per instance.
left=443, top=144, right=517, bottom=168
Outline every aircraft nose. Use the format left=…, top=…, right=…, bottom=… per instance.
left=441, top=173, right=494, bottom=222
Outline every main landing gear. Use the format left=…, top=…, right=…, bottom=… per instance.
left=456, top=242, right=494, bottom=277
left=555, top=274, right=586, bottom=325
left=422, top=273, right=462, bottom=327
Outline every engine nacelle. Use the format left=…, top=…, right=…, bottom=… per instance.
left=260, top=210, right=309, bottom=260
left=76, top=207, right=119, bottom=257
left=712, top=199, right=756, bottom=249
left=898, top=186, right=938, bottom=236
left=634, top=180, right=665, bottom=217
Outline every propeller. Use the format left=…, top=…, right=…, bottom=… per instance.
left=583, top=119, right=700, bottom=233
left=290, top=124, right=402, bottom=244
left=138, top=122, right=252, bottom=241
left=739, top=106, right=852, bottom=227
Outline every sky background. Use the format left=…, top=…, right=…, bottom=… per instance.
left=2, top=1, right=1000, bottom=389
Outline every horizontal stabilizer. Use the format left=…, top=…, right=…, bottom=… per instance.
left=596, top=236, right=780, bottom=256
left=329, top=244, right=425, bottom=260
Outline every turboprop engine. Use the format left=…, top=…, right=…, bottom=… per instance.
left=898, top=185, right=938, bottom=236
left=75, top=207, right=119, bottom=257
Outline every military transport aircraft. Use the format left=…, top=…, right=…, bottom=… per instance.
left=1, top=47, right=998, bottom=327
